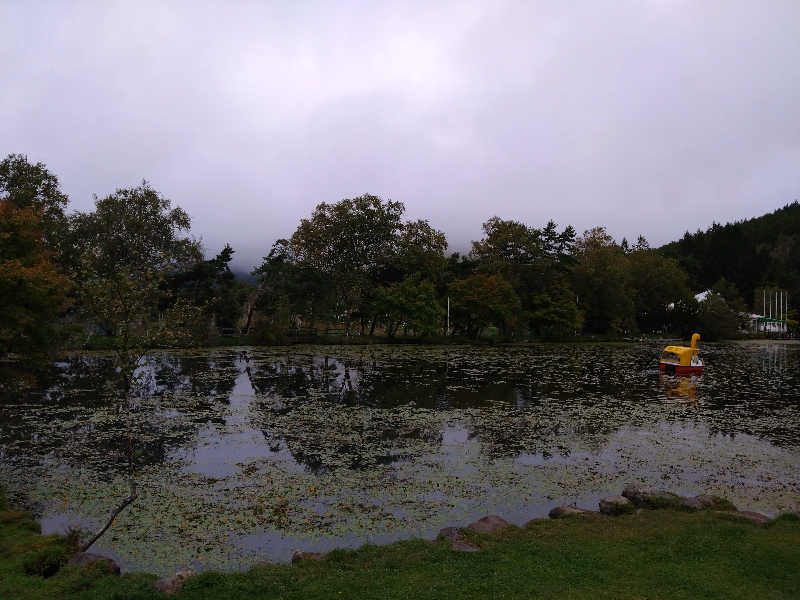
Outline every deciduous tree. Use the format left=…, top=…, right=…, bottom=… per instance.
left=288, top=194, right=405, bottom=332
left=372, top=276, right=441, bottom=337
left=571, top=227, right=634, bottom=334
left=68, top=181, right=203, bottom=551
left=449, top=273, right=521, bottom=338
left=0, top=200, right=70, bottom=355
left=628, top=247, right=691, bottom=333
left=0, top=154, right=69, bottom=257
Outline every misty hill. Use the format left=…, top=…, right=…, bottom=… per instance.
left=660, top=201, right=800, bottom=309
left=231, top=269, right=259, bottom=284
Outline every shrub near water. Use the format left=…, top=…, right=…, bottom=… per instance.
left=22, top=545, right=70, bottom=577
left=0, top=487, right=161, bottom=600
left=2, top=489, right=79, bottom=578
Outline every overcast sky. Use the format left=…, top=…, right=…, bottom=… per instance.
left=3, top=1, right=799, bottom=269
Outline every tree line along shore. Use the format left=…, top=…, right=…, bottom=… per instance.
left=2, top=152, right=799, bottom=360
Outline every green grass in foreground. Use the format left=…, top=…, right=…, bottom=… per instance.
left=1, top=497, right=799, bottom=600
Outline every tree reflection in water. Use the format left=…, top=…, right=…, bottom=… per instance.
left=1, top=342, right=799, bottom=575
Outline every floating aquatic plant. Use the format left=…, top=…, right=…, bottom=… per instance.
left=1, top=342, right=799, bottom=575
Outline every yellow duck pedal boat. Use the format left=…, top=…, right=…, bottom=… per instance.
left=659, top=333, right=704, bottom=375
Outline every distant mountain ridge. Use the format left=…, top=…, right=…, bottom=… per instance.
left=660, top=201, right=800, bottom=309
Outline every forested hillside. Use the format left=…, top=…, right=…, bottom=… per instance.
left=661, top=202, right=800, bottom=308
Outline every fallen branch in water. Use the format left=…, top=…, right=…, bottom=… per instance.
left=80, top=482, right=137, bottom=553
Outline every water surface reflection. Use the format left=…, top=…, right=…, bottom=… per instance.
left=1, top=342, right=798, bottom=574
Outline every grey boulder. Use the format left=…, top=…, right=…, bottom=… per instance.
left=548, top=506, right=592, bottom=519
left=599, top=496, right=635, bottom=515
left=467, top=515, right=510, bottom=534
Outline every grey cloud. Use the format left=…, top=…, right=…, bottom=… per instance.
left=3, top=0, right=799, bottom=268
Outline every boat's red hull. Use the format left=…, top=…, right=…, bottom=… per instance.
left=659, top=363, right=703, bottom=376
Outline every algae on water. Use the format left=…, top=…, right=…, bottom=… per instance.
left=1, top=342, right=799, bottom=575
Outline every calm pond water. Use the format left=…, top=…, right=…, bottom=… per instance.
left=1, top=341, right=799, bottom=575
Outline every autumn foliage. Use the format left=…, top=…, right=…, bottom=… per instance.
left=0, top=200, right=70, bottom=354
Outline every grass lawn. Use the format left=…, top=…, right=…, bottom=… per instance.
left=2, top=489, right=799, bottom=599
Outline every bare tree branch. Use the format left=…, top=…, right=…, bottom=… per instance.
left=80, top=481, right=137, bottom=553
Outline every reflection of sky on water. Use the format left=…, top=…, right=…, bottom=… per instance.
left=1, top=342, right=800, bottom=575
left=170, top=362, right=302, bottom=478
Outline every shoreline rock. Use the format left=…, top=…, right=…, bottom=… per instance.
left=599, top=495, right=635, bottom=515
left=622, top=485, right=739, bottom=513
left=622, top=485, right=683, bottom=509
left=680, top=494, right=737, bottom=512
left=467, top=515, right=510, bottom=534
left=548, top=505, right=593, bottom=519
